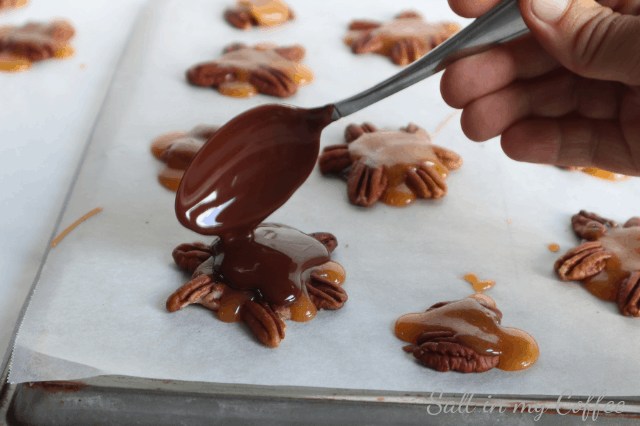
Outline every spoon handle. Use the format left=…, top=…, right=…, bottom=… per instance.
left=331, top=0, right=529, bottom=120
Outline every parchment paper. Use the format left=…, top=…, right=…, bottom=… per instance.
left=9, top=0, right=640, bottom=396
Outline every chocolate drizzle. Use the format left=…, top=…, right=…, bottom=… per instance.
left=212, top=224, right=330, bottom=305
left=175, top=104, right=335, bottom=306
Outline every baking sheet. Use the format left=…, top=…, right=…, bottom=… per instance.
left=8, top=0, right=640, bottom=396
left=0, top=0, right=147, bottom=373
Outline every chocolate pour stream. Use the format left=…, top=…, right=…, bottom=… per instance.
left=175, top=104, right=335, bottom=306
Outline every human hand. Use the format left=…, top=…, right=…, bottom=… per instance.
left=440, top=0, right=640, bottom=174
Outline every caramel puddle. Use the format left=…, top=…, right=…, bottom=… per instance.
left=395, top=296, right=539, bottom=371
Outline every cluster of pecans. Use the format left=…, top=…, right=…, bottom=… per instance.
left=168, top=233, right=347, bottom=347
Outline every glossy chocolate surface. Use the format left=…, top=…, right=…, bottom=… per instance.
left=176, top=104, right=334, bottom=240
left=213, top=223, right=330, bottom=305
left=175, top=103, right=335, bottom=305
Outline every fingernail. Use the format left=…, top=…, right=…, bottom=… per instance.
left=532, top=0, right=570, bottom=22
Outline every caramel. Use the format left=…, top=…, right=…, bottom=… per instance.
left=237, top=0, right=290, bottom=26
left=150, top=126, right=218, bottom=191
left=581, top=168, right=628, bottom=182
left=583, top=227, right=640, bottom=300
left=463, top=273, right=495, bottom=292
left=349, top=130, right=447, bottom=207
left=395, top=297, right=539, bottom=372
left=548, top=243, right=560, bottom=252
left=217, top=287, right=255, bottom=323
left=0, top=53, right=30, bottom=72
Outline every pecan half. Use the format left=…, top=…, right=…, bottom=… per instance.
left=318, top=144, right=351, bottom=175
left=390, top=37, right=426, bottom=66
left=249, top=66, right=297, bottom=97
left=617, top=271, right=640, bottom=317
left=403, top=331, right=499, bottom=373
left=624, top=217, right=640, bottom=228
left=186, top=63, right=235, bottom=87
left=348, top=20, right=381, bottom=31
left=405, top=163, right=447, bottom=199
left=309, top=232, right=338, bottom=253
left=351, top=32, right=384, bottom=54
left=347, top=158, right=388, bottom=207
left=172, top=242, right=214, bottom=274
left=242, top=301, right=286, bottom=347
left=433, top=146, right=463, bottom=171
left=274, top=45, right=305, bottom=62
left=571, top=210, right=617, bottom=240
left=166, top=274, right=225, bottom=312
left=307, top=271, right=347, bottom=310
left=345, top=123, right=377, bottom=143
left=554, top=241, right=612, bottom=281
left=224, top=9, right=253, bottom=30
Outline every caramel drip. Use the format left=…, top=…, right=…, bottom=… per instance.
left=463, top=273, right=495, bottom=292
left=548, top=243, right=560, bottom=252
left=307, top=261, right=346, bottom=286
left=237, top=0, right=290, bottom=26
left=218, top=81, right=257, bottom=98
left=349, top=130, right=446, bottom=206
left=0, top=53, right=30, bottom=72
left=291, top=64, right=314, bottom=85
left=582, top=227, right=640, bottom=300
left=51, top=207, right=103, bottom=248
left=395, top=297, right=539, bottom=371
left=54, top=44, right=74, bottom=59
left=288, top=290, right=317, bottom=322
left=217, top=287, right=255, bottom=323
left=581, top=168, right=628, bottom=182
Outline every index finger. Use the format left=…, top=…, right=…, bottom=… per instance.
left=448, top=0, right=506, bottom=18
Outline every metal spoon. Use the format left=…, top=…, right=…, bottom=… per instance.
left=332, top=0, right=529, bottom=119
left=177, top=0, right=531, bottom=233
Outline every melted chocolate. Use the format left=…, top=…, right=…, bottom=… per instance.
left=176, top=104, right=335, bottom=305
left=213, top=223, right=330, bottom=305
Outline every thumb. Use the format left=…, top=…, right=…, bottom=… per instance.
left=520, top=0, right=640, bottom=85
